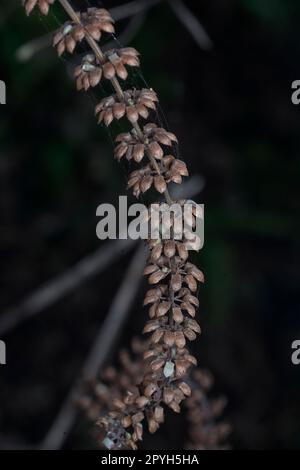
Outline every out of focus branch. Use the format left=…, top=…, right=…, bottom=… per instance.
left=168, top=0, right=213, bottom=51
left=16, top=0, right=160, bottom=62
left=16, top=0, right=212, bottom=62
left=40, top=244, right=147, bottom=450
left=109, top=0, right=161, bottom=22
left=0, top=238, right=135, bottom=336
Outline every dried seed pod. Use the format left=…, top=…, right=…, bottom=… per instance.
left=186, top=318, right=201, bottom=333
left=164, top=240, right=176, bottom=258
left=148, top=417, right=159, bottom=434
left=150, top=358, right=165, bottom=371
left=181, top=301, right=196, bottom=317
left=175, top=359, right=189, bottom=377
left=173, top=387, right=185, bottom=404
left=154, top=406, right=164, bottom=424
left=144, top=383, right=158, bottom=398
left=171, top=273, right=182, bottom=292
left=176, top=242, right=189, bottom=261
left=184, top=293, right=199, bottom=307
left=172, top=307, right=184, bottom=323
left=150, top=244, right=163, bottom=262
left=140, top=176, right=153, bottom=193
left=185, top=274, right=198, bottom=292
left=143, top=264, right=158, bottom=276
left=133, top=422, right=143, bottom=441
left=154, top=175, right=167, bottom=193
left=178, top=381, right=192, bottom=396
left=186, top=263, right=205, bottom=283
left=135, top=396, right=149, bottom=408
left=150, top=329, right=164, bottom=344
left=185, top=354, right=197, bottom=366
left=148, top=303, right=157, bottom=318
left=164, top=330, right=175, bottom=346
left=156, top=301, right=171, bottom=317
left=184, top=328, right=197, bottom=341
left=132, top=411, right=144, bottom=425
left=174, top=330, right=186, bottom=348
left=148, top=269, right=168, bottom=284
left=143, top=287, right=161, bottom=305
left=163, top=387, right=174, bottom=404
left=143, top=320, right=159, bottom=333
left=148, top=142, right=164, bottom=160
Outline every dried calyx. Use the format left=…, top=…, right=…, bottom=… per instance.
left=74, top=48, right=140, bottom=90
left=22, top=0, right=211, bottom=450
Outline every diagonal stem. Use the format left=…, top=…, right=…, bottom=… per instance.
left=58, top=0, right=173, bottom=204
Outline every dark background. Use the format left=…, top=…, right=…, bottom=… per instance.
left=0, top=0, right=300, bottom=450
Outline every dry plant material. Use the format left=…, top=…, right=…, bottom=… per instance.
left=78, top=340, right=230, bottom=450
left=22, top=0, right=222, bottom=450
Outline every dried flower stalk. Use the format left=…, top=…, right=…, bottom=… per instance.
left=22, top=0, right=213, bottom=450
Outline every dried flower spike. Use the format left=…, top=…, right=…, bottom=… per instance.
left=22, top=0, right=213, bottom=451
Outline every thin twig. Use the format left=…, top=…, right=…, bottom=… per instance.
left=168, top=0, right=213, bottom=51
left=0, top=238, right=135, bottom=336
left=15, top=0, right=160, bottom=62
left=16, top=32, right=52, bottom=62
left=40, top=244, right=147, bottom=450
left=109, top=0, right=161, bottom=22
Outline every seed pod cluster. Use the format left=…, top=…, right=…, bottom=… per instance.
left=73, top=48, right=140, bottom=90
left=127, top=156, right=188, bottom=197
left=78, top=341, right=230, bottom=450
left=114, top=123, right=177, bottom=163
left=95, top=89, right=158, bottom=126
left=53, top=8, right=115, bottom=56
